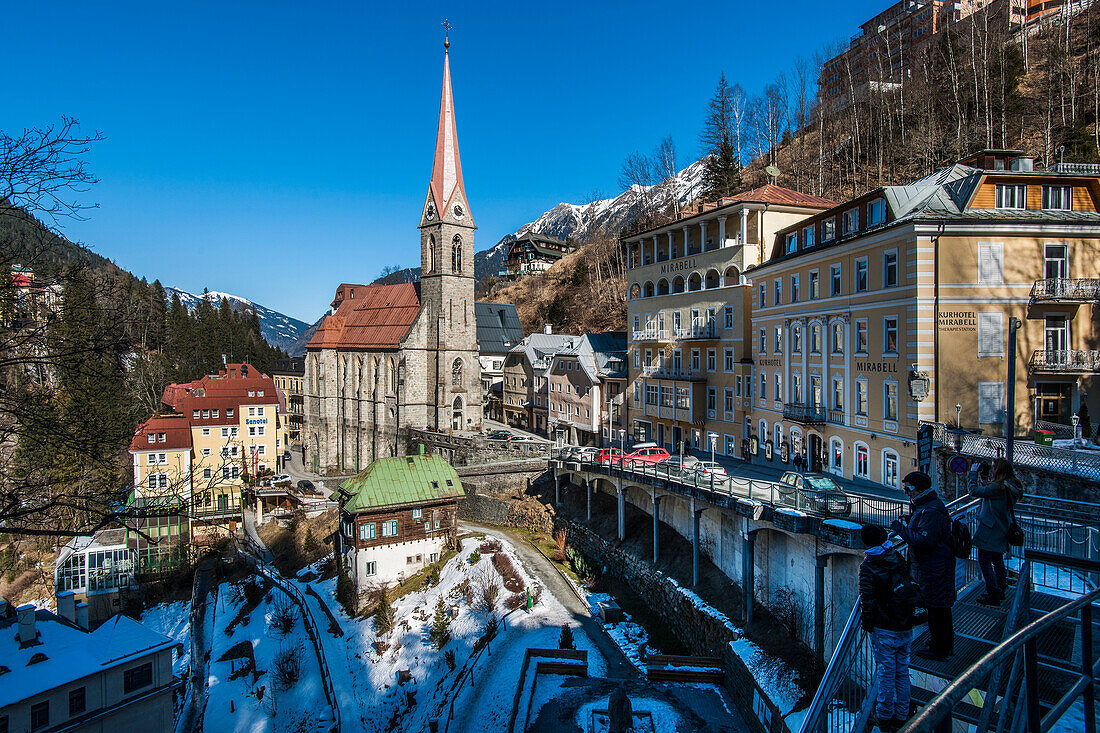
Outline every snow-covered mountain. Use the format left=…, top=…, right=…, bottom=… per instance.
left=165, top=287, right=311, bottom=355
left=497, top=157, right=710, bottom=248
left=373, top=157, right=710, bottom=288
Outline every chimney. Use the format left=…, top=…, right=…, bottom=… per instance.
left=76, top=602, right=89, bottom=630
left=57, top=591, right=76, bottom=624
left=16, top=603, right=37, bottom=644
left=544, top=324, right=552, bottom=335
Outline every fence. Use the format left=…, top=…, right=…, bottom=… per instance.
left=954, top=430, right=1100, bottom=481
left=440, top=608, right=519, bottom=733
left=238, top=540, right=342, bottom=732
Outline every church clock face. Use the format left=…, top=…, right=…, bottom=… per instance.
left=426, top=202, right=436, bottom=221
left=453, top=203, right=465, bottom=219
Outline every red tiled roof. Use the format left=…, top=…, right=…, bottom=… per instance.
left=306, top=282, right=421, bottom=351
left=717, top=184, right=837, bottom=208
left=160, top=363, right=279, bottom=423
left=130, top=414, right=192, bottom=452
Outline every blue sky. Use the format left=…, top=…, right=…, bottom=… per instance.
left=3, top=1, right=882, bottom=322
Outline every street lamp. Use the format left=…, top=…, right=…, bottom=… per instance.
left=708, top=432, right=718, bottom=491
left=955, top=403, right=962, bottom=429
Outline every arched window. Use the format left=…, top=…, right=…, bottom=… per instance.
left=452, top=358, right=463, bottom=387
left=428, top=235, right=436, bottom=273
left=389, top=358, right=398, bottom=394
left=452, top=235, right=463, bottom=272
left=830, top=437, right=844, bottom=474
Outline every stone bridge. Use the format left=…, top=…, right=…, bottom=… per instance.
left=550, top=460, right=879, bottom=659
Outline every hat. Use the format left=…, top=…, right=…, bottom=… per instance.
left=902, top=471, right=932, bottom=492
left=861, top=524, right=888, bottom=548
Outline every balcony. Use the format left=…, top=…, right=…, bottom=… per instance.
left=828, top=409, right=845, bottom=425
left=632, top=328, right=670, bottom=342
left=640, top=365, right=706, bottom=381
left=1029, top=350, right=1100, bottom=374
left=674, top=323, right=715, bottom=340
left=783, top=402, right=828, bottom=424
left=1029, top=278, right=1100, bottom=304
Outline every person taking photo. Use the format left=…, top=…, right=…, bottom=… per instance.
left=967, top=458, right=1023, bottom=606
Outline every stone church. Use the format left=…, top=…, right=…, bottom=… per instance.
left=303, top=43, right=482, bottom=474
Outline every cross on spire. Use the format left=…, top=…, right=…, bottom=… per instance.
left=442, top=19, right=451, bottom=50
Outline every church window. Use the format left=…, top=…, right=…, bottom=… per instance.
left=452, top=235, right=463, bottom=272
left=452, top=359, right=463, bottom=387
left=428, top=235, right=436, bottom=273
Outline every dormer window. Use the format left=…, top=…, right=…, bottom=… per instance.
left=157, top=433, right=166, bottom=442
left=995, top=184, right=1026, bottom=209
left=785, top=233, right=797, bottom=254
left=843, top=209, right=859, bottom=234
left=1042, top=185, right=1071, bottom=211
left=148, top=434, right=155, bottom=444
left=868, top=199, right=886, bottom=226
left=804, top=226, right=815, bottom=248
left=823, top=217, right=836, bottom=241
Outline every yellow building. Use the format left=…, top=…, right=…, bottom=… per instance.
left=747, top=152, right=1100, bottom=488
left=272, top=357, right=304, bottom=448
left=127, top=414, right=193, bottom=576
left=623, top=186, right=836, bottom=455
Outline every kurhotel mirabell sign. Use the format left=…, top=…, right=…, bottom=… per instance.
left=938, top=310, right=977, bottom=331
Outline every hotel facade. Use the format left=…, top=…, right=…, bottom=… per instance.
left=622, top=186, right=836, bottom=456
left=745, top=153, right=1099, bottom=488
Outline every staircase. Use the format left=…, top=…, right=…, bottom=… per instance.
left=799, top=496, right=1100, bottom=733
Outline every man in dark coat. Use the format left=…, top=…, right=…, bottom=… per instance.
left=891, top=471, right=955, bottom=659
left=859, top=524, right=916, bottom=730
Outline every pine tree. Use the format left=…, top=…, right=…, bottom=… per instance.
left=430, top=597, right=451, bottom=649
left=373, top=586, right=394, bottom=636
left=700, top=74, right=744, bottom=200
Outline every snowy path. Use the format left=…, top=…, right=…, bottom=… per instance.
left=174, top=557, right=215, bottom=733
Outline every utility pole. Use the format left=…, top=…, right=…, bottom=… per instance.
left=1006, top=317, right=1022, bottom=464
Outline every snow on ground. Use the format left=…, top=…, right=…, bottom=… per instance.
left=586, top=592, right=649, bottom=672
left=278, top=535, right=607, bottom=733
left=140, top=599, right=191, bottom=677
left=204, top=582, right=325, bottom=733
left=822, top=518, right=862, bottom=531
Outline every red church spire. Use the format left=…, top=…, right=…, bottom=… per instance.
left=428, top=36, right=468, bottom=218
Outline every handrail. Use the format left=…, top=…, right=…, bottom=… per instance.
left=901, top=584, right=1100, bottom=732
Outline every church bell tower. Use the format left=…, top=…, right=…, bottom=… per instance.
left=418, top=35, right=481, bottom=430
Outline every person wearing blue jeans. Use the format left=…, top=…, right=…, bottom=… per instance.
left=859, top=524, right=917, bottom=731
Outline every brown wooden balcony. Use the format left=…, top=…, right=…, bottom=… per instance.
left=783, top=402, right=828, bottom=424
left=1029, top=350, right=1100, bottom=374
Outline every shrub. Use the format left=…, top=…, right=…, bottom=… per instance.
left=271, top=642, right=303, bottom=690
left=429, top=598, right=451, bottom=649
left=302, top=527, right=317, bottom=553
left=269, top=595, right=297, bottom=637
left=478, top=539, right=503, bottom=554
left=445, top=649, right=456, bottom=670
left=243, top=578, right=264, bottom=606
left=475, top=565, right=501, bottom=612
left=558, top=624, right=575, bottom=650
left=425, top=563, right=441, bottom=586
left=553, top=528, right=568, bottom=554
left=566, top=549, right=595, bottom=582
left=504, top=592, right=526, bottom=611
left=373, top=586, right=395, bottom=636
left=491, top=552, right=525, bottom=593
left=467, top=550, right=481, bottom=565
left=336, top=567, right=356, bottom=615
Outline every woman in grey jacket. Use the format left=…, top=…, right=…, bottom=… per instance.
left=967, top=458, right=1023, bottom=606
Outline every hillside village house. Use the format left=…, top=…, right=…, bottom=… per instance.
left=746, top=151, right=1100, bottom=488
left=499, top=233, right=575, bottom=280
left=623, top=186, right=836, bottom=455
left=53, top=530, right=133, bottom=626
left=475, top=302, right=525, bottom=420
left=126, top=413, right=193, bottom=579
left=272, top=357, right=305, bottom=447
left=0, top=601, right=178, bottom=733
left=336, top=453, right=463, bottom=589
left=502, top=329, right=577, bottom=433
left=545, top=332, right=627, bottom=446
left=305, top=45, right=482, bottom=473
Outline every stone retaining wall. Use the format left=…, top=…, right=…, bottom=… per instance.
left=458, top=493, right=556, bottom=535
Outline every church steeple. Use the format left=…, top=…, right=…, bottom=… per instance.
left=423, top=39, right=474, bottom=228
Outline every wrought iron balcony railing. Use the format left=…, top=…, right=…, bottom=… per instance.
left=640, top=365, right=705, bottom=381
left=1029, top=349, right=1100, bottom=373
left=1029, top=278, right=1100, bottom=303
left=783, top=401, right=828, bottom=423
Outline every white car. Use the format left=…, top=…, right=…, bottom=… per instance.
left=270, top=474, right=292, bottom=485
left=575, top=447, right=598, bottom=462
left=509, top=434, right=536, bottom=442
left=663, top=455, right=701, bottom=475
left=691, top=461, right=728, bottom=479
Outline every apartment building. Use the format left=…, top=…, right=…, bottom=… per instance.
left=475, top=302, right=525, bottom=421
left=1, top=602, right=177, bottom=733
left=126, top=414, right=193, bottom=578
left=623, top=186, right=835, bottom=455
left=502, top=330, right=576, bottom=433
left=53, top=530, right=134, bottom=626
left=272, top=357, right=305, bottom=447
left=545, top=332, right=627, bottom=446
left=747, top=152, right=1100, bottom=488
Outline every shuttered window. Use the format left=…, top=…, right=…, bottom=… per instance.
left=977, top=312, right=1005, bottom=357
left=977, top=243, right=1004, bottom=284
left=978, top=382, right=1005, bottom=424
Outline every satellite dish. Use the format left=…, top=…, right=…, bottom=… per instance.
left=765, top=165, right=781, bottom=179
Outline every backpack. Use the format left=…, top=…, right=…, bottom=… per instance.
left=886, top=567, right=923, bottom=623
left=950, top=518, right=972, bottom=558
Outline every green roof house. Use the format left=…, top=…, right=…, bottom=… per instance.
left=336, top=453, right=464, bottom=588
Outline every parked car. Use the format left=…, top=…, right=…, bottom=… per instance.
left=557, top=445, right=581, bottom=459
left=487, top=430, right=512, bottom=440
left=690, top=461, right=728, bottom=480
left=509, top=434, right=536, bottom=442
left=297, top=479, right=315, bottom=493
left=575, top=446, right=598, bottom=462
left=596, top=448, right=625, bottom=465
left=663, top=455, right=701, bottom=476
left=283, top=450, right=291, bottom=462
left=614, top=443, right=671, bottom=468
left=271, top=473, right=292, bottom=485
left=777, top=471, right=853, bottom=516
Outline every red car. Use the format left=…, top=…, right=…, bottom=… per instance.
left=596, top=448, right=625, bottom=465
left=613, top=443, right=671, bottom=468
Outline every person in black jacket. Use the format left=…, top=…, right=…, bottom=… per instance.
left=891, top=470, right=956, bottom=660
left=859, top=524, right=916, bottom=731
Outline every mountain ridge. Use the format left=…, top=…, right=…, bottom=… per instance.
left=166, top=287, right=311, bottom=355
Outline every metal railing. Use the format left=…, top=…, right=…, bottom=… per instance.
left=1034, top=418, right=1075, bottom=439
left=1029, top=277, right=1100, bottom=302
left=783, top=402, right=828, bottom=424
left=1046, top=162, right=1100, bottom=174
left=1029, top=349, right=1100, bottom=373
left=640, top=364, right=704, bottom=381
left=952, top=430, right=1100, bottom=481
left=903, top=565, right=1100, bottom=733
